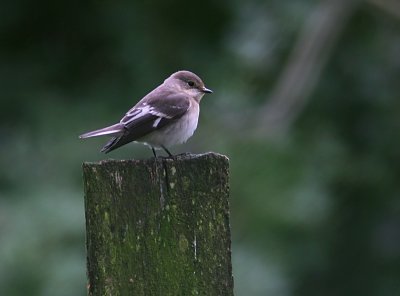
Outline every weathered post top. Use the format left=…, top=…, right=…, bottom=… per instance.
left=83, top=152, right=233, bottom=296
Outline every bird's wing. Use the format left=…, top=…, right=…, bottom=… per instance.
left=121, top=93, right=191, bottom=134
left=101, top=93, right=191, bottom=153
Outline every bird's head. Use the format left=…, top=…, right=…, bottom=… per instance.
left=166, top=70, right=213, bottom=102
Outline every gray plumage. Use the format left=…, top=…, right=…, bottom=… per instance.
left=79, top=70, right=212, bottom=155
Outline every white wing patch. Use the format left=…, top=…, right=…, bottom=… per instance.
left=121, top=104, right=172, bottom=126
left=121, top=106, right=148, bottom=124
left=152, top=117, right=162, bottom=128
left=148, top=108, right=172, bottom=118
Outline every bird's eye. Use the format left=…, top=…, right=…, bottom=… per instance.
left=187, top=81, right=195, bottom=87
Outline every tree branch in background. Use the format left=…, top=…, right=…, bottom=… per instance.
left=368, top=0, right=400, bottom=19
left=257, top=0, right=360, bottom=137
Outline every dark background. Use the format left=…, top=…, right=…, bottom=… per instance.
left=1, top=0, right=400, bottom=295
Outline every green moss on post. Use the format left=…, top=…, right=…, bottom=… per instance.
left=83, top=152, right=233, bottom=296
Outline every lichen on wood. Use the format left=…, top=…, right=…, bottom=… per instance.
left=83, top=152, right=233, bottom=296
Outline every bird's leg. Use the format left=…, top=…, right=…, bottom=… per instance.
left=161, top=145, right=174, bottom=158
left=152, top=147, right=157, bottom=158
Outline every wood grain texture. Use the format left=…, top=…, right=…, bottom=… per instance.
left=83, top=153, right=233, bottom=296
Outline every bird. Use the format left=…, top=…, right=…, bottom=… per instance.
left=79, top=70, right=213, bottom=157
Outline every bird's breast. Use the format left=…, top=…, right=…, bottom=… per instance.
left=140, top=102, right=200, bottom=148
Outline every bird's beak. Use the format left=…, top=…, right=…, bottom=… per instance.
left=202, top=87, right=213, bottom=94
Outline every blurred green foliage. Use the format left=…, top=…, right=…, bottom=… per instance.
left=1, top=0, right=400, bottom=295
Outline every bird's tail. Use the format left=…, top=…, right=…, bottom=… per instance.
left=79, top=123, right=124, bottom=139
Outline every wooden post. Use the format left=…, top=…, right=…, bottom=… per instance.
left=82, top=152, right=233, bottom=296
